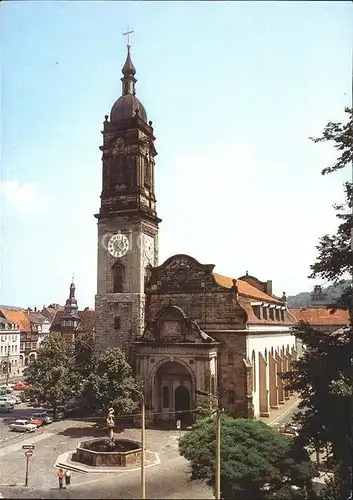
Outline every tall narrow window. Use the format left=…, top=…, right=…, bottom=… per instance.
left=252, top=350, right=256, bottom=392
left=228, top=390, right=235, bottom=405
left=114, top=316, right=121, bottom=330
left=162, top=386, right=169, bottom=408
left=228, top=353, right=234, bottom=365
left=113, top=263, right=125, bottom=293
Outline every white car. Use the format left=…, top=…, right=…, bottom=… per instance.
left=9, top=419, right=36, bottom=433
left=0, top=396, right=15, bottom=408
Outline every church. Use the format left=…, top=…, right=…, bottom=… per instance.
left=94, top=44, right=298, bottom=425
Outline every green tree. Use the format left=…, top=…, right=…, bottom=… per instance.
left=285, top=108, right=352, bottom=498
left=73, top=331, right=96, bottom=380
left=82, top=347, right=139, bottom=416
left=179, top=416, right=317, bottom=500
left=23, top=333, right=79, bottom=416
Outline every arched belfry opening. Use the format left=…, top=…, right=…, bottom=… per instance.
left=112, top=263, right=125, bottom=293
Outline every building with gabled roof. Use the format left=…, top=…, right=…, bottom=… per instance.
left=0, top=309, right=33, bottom=366
left=93, top=46, right=298, bottom=425
left=289, top=307, right=349, bottom=333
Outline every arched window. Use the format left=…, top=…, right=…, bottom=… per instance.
left=112, top=263, right=125, bottom=293
left=252, top=350, right=256, bottom=392
left=162, top=386, right=169, bottom=408
left=228, top=353, right=234, bottom=365
left=264, top=348, right=267, bottom=361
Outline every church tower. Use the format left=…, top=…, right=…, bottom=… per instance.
left=94, top=44, right=161, bottom=357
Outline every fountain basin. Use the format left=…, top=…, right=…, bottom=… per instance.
left=73, top=438, right=142, bottom=467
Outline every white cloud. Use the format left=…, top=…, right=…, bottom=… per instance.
left=0, top=180, right=44, bottom=214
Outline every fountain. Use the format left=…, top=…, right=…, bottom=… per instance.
left=73, top=406, right=142, bottom=467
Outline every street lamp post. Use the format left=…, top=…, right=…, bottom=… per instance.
left=132, top=387, right=146, bottom=500
left=196, top=389, right=221, bottom=500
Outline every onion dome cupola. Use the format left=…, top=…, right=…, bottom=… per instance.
left=63, top=275, right=79, bottom=317
left=110, top=44, right=147, bottom=123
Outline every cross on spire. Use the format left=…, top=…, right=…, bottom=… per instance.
left=123, top=26, right=134, bottom=47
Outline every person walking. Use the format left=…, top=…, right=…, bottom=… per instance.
left=57, top=469, right=64, bottom=489
left=65, top=469, right=71, bottom=488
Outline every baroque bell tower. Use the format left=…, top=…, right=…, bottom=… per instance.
left=95, top=42, right=161, bottom=356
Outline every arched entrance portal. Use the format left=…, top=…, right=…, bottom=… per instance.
left=154, top=361, right=193, bottom=427
left=175, top=385, right=191, bottom=423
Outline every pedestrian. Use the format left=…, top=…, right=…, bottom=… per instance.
left=65, top=469, right=71, bottom=488
left=57, top=468, right=64, bottom=489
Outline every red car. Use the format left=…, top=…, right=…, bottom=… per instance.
left=12, top=383, right=29, bottom=391
left=25, top=416, right=44, bottom=427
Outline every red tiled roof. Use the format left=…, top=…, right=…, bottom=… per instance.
left=0, top=309, right=31, bottom=332
left=77, top=309, right=97, bottom=333
left=50, top=309, right=97, bottom=333
left=289, top=308, right=349, bottom=326
left=238, top=298, right=295, bottom=326
left=213, top=273, right=282, bottom=303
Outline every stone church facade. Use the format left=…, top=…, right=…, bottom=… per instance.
left=95, top=45, right=298, bottom=424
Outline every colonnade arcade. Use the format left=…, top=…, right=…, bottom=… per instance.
left=253, top=344, right=297, bottom=418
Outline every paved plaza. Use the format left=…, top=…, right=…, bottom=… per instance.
left=0, top=398, right=300, bottom=499
left=0, top=407, right=213, bottom=499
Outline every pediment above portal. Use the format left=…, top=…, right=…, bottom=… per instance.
left=138, top=304, right=218, bottom=345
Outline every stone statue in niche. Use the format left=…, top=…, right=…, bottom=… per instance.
left=143, top=327, right=154, bottom=342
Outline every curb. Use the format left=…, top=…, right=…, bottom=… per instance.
left=54, top=449, right=161, bottom=474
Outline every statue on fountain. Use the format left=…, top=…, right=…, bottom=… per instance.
left=106, top=407, right=115, bottom=448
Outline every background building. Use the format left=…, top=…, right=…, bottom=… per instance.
left=0, top=317, right=21, bottom=376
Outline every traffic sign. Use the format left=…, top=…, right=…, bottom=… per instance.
left=25, top=450, right=33, bottom=458
left=22, top=445, right=35, bottom=450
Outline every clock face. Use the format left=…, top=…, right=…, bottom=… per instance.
left=108, top=233, right=129, bottom=258
left=144, top=235, right=154, bottom=262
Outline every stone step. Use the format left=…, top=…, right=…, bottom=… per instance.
left=55, top=462, right=87, bottom=474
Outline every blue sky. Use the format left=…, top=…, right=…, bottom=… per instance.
left=0, top=1, right=352, bottom=309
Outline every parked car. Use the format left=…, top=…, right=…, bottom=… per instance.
left=9, top=419, right=36, bottom=433
left=32, top=412, right=53, bottom=425
left=12, top=383, right=29, bottom=391
left=24, top=416, right=44, bottom=427
left=0, top=396, right=15, bottom=409
left=280, top=422, right=301, bottom=436
left=45, top=406, right=66, bottom=420
left=0, top=394, right=17, bottom=404
left=0, top=402, right=12, bottom=413
left=0, top=385, right=14, bottom=394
